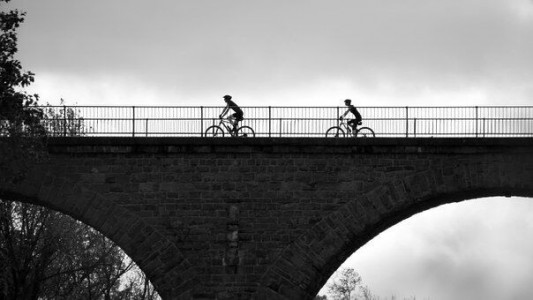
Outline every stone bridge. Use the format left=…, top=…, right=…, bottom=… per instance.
left=1, top=137, right=532, bottom=299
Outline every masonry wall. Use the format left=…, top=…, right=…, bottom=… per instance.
left=1, top=137, right=532, bottom=300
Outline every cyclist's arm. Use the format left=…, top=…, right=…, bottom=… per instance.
left=340, top=109, right=350, bottom=119
left=219, top=105, right=229, bottom=118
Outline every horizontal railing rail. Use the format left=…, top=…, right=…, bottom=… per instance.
left=31, top=106, right=533, bottom=137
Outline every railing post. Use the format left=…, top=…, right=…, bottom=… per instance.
left=279, top=118, right=282, bottom=138
left=405, top=106, right=409, bottom=138
left=414, top=118, right=417, bottom=137
left=63, top=105, right=67, bottom=136
left=475, top=106, right=479, bottom=137
left=483, top=117, right=486, bottom=137
left=145, top=118, right=148, bottom=137
left=268, top=106, right=272, bottom=138
left=200, top=106, right=204, bottom=137
left=336, top=106, right=340, bottom=126
left=132, top=106, right=135, bottom=137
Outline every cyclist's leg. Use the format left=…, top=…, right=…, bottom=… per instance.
left=347, top=119, right=356, bottom=132
left=355, top=117, right=362, bottom=130
left=229, top=113, right=238, bottom=134
left=234, top=113, right=243, bottom=133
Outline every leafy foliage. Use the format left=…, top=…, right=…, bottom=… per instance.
left=44, top=99, right=91, bottom=136
left=0, top=0, right=46, bottom=184
left=359, top=285, right=379, bottom=300
left=327, top=268, right=362, bottom=300
left=0, top=200, right=160, bottom=299
left=120, top=265, right=160, bottom=300
left=322, top=267, right=423, bottom=300
left=0, top=0, right=43, bottom=137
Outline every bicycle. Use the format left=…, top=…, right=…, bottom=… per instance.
left=325, top=118, right=375, bottom=138
left=204, top=117, right=255, bottom=137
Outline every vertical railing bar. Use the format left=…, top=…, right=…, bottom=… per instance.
left=414, top=118, right=417, bottom=137
left=336, top=106, right=340, bottom=127
left=475, top=106, right=478, bottom=137
left=200, top=106, right=204, bottom=137
left=63, top=105, right=67, bottom=136
left=405, top=106, right=409, bottom=138
left=132, top=106, right=136, bottom=137
left=483, top=117, right=486, bottom=137
left=279, top=118, right=282, bottom=138
left=269, top=106, right=272, bottom=138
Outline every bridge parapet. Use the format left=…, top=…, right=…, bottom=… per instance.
left=39, top=105, right=533, bottom=138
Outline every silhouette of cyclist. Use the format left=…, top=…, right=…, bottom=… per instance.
left=219, top=95, right=244, bottom=134
left=340, top=99, right=362, bottom=131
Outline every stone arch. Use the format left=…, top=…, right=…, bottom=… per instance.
left=255, top=159, right=533, bottom=300
left=0, top=171, right=195, bottom=299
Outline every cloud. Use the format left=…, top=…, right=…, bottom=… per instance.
left=334, top=197, right=533, bottom=300
left=13, top=0, right=533, bottom=106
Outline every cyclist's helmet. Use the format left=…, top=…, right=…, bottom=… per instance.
left=223, top=95, right=232, bottom=101
left=344, top=99, right=351, bottom=105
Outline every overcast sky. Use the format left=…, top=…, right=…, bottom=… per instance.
left=5, top=0, right=533, bottom=299
left=321, top=197, right=533, bottom=300
left=9, top=0, right=533, bottom=107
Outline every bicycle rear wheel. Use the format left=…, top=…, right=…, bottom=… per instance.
left=325, top=126, right=345, bottom=138
left=205, top=125, right=224, bottom=137
left=236, top=126, right=255, bottom=137
left=356, top=127, right=375, bottom=138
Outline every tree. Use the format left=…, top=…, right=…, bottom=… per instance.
left=120, top=265, right=160, bottom=300
left=0, top=199, right=160, bottom=299
left=323, top=268, right=424, bottom=300
left=0, top=0, right=42, bottom=133
left=359, top=285, right=379, bottom=300
left=44, top=99, right=91, bottom=136
left=0, top=0, right=46, bottom=184
left=327, top=268, right=362, bottom=300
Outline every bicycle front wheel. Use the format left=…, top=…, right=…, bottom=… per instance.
left=236, top=126, right=255, bottom=137
left=325, top=126, right=345, bottom=138
left=356, top=127, right=375, bottom=138
left=205, top=125, right=224, bottom=137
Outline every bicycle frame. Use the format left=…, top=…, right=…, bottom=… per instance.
left=338, top=119, right=356, bottom=136
left=217, top=118, right=238, bottom=136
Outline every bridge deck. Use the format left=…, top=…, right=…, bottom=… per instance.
left=46, top=137, right=533, bottom=154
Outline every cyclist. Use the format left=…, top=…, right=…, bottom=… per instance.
left=339, top=99, right=362, bottom=132
left=219, top=95, right=244, bottom=134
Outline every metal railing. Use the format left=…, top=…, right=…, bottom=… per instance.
left=38, top=106, right=533, bottom=138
